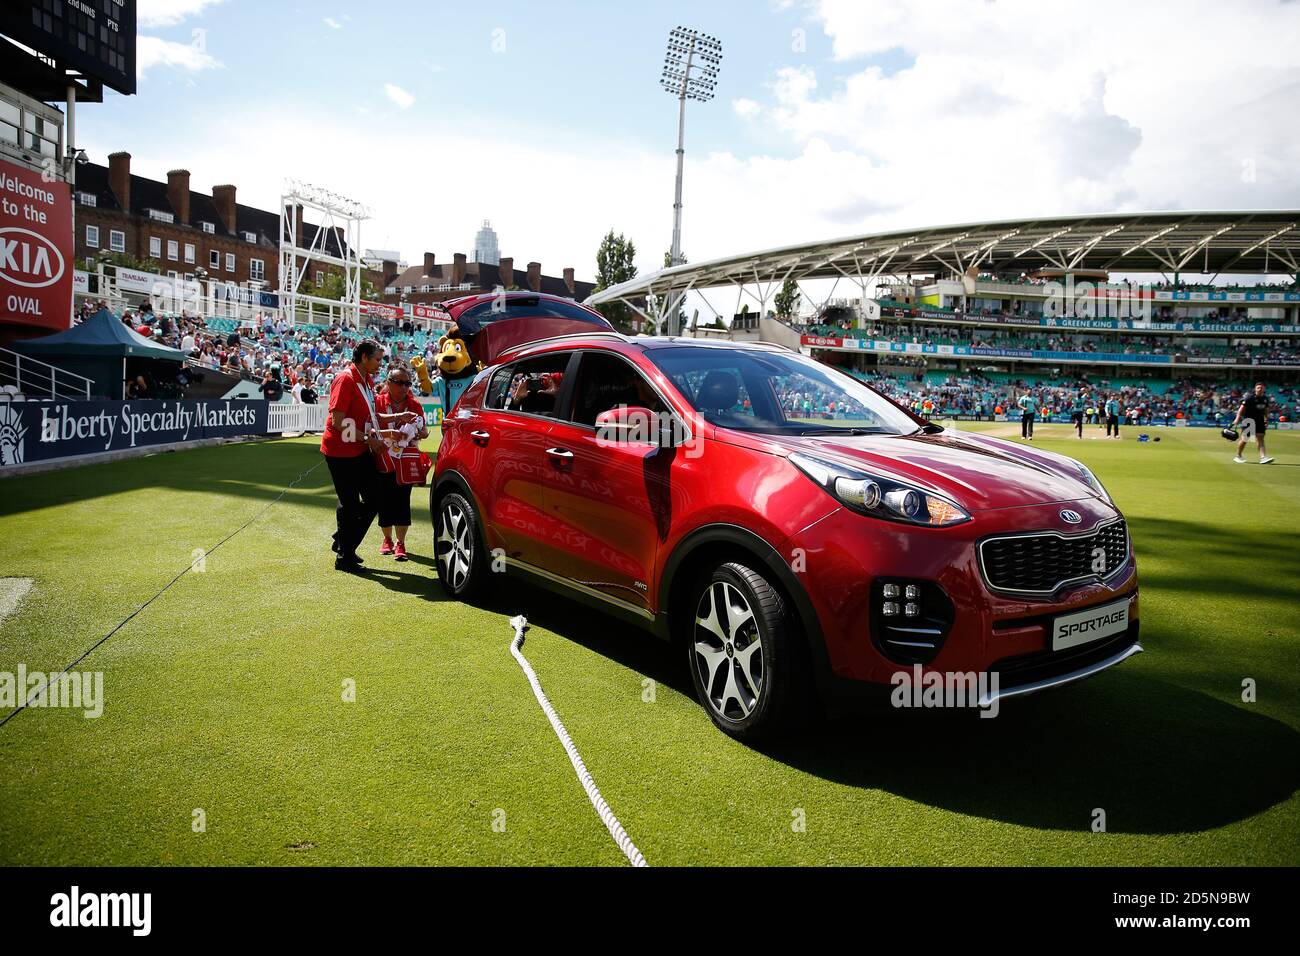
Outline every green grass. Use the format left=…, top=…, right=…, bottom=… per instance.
left=0, top=423, right=1297, bottom=866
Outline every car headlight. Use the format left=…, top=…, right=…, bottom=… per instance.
left=1073, top=460, right=1113, bottom=504
left=790, top=453, right=971, bottom=527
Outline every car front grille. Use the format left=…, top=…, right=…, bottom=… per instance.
left=979, top=519, right=1128, bottom=595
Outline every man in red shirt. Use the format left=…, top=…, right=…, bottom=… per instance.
left=321, top=340, right=387, bottom=570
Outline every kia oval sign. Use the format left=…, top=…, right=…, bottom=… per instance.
left=1060, top=510, right=1083, bottom=524
left=0, top=227, right=66, bottom=288
left=0, top=158, right=74, bottom=331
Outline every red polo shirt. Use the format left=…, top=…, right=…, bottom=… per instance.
left=320, top=363, right=375, bottom=457
left=375, top=390, right=424, bottom=422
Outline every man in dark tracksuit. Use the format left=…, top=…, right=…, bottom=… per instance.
left=1232, top=383, right=1275, bottom=465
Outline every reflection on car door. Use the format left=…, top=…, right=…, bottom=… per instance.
left=537, top=350, right=678, bottom=616
left=469, top=353, right=573, bottom=565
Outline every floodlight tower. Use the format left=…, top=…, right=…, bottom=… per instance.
left=661, top=26, right=722, bottom=334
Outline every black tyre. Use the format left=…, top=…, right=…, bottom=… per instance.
left=433, top=490, right=491, bottom=600
left=686, top=561, right=808, bottom=742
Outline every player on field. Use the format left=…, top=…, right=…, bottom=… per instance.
left=1017, top=391, right=1037, bottom=440
left=1231, top=382, right=1275, bottom=464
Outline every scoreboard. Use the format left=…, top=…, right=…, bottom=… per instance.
left=0, top=0, right=136, bottom=96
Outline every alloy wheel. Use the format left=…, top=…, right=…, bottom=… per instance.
left=693, top=580, right=765, bottom=721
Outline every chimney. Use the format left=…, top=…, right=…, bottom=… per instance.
left=563, top=267, right=575, bottom=296
left=212, top=184, right=237, bottom=234
left=166, top=169, right=190, bottom=224
left=108, top=151, right=131, bottom=211
left=497, top=256, right=513, bottom=288
left=382, top=260, right=398, bottom=286
left=527, top=262, right=541, bottom=293
left=452, top=253, right=466, bottom=287
left=295, top=204, right=304, bottom=243
left=423, top=251, right=436, bottom=275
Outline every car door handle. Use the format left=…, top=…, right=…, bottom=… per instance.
left=545, top=447, right=574, bottom=459
left=470, top=430, right=490, bottom=445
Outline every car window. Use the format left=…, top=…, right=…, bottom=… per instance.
left=663, top=365, right=756, bottom=422
left=646, top=346, right=917, bottom=435
left=568, top=351, right=667, bottom=427
left=484, top=352, right=572, bottom=418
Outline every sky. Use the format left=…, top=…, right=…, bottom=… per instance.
left=74, top=0, right=1300, bottom=284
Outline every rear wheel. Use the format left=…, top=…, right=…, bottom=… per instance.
left=686, top=561, right=807, bottom=742
left=434, top=491, right=490, bottom=600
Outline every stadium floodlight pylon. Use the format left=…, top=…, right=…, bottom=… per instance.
left=660, top=26, right=722, bottom=335
left=279, top=180, right=371, bottom=328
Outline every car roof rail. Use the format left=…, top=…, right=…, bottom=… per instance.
left=496, top=330, right=629, bottom=361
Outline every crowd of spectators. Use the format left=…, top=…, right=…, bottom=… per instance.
left=806, top=321, right=1300, bottom=365
left=97, top=308, right=447, bottom=403
left=846, top=369, right=1298, bottom=426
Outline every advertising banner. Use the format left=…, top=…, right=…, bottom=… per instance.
left=361, top=300, right=402, bottom=321
left=0, top=157, right=73, bottom=332
left=0, top=399, right=269, bottom=467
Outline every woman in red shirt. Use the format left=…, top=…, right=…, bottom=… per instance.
left=374, top=363, right=429, bottom=560
left=321, top=340, right=392, bottom=570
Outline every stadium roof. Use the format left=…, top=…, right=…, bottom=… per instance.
left=588, top=211, right=1300, bottom=309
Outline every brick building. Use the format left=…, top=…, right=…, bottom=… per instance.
left=71, top=151, right=594, bottom=314
left=72, top=152, right=366, bottom=293
left=381, top=252, right=594, bottom=307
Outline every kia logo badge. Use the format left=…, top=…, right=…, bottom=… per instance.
left=1060, top=510, right=1082, bottom=524
left=0, top=226, right=66, bottom=289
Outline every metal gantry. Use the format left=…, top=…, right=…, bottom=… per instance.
left=278, top=180, right=371, bottom=327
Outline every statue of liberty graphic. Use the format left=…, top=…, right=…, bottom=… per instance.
left=0, top=398, right=27, bottom=466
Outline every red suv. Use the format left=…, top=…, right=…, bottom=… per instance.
left=432, top=334, right=1141, bottom=741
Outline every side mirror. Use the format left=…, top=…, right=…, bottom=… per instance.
left=594, top=405, right=683, bottom=448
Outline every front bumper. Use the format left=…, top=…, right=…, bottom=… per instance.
left=791, top=498, right=1140, bottom=688
left=979, top=633, right=1143, bottom=707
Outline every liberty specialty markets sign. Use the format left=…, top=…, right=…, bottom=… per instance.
left=0, top=400, right=268, bottom=467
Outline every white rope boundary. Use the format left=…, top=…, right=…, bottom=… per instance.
left=508, top=615, right=647, bottom=867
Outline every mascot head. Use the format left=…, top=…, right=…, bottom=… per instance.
left=435, top=325, right=477, bottom=378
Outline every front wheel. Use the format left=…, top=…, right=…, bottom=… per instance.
left=433, top=491, right=490, bottom=600
left=686, top=561, right=808, bottom=742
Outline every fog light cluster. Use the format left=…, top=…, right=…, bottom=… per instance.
left=871, top=578, right=956, bottom=666
left=882, top=583, right=924, bottom=618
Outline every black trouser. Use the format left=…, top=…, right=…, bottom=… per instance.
left=326, top=453, right=381, bottom=557
left=377, top=472, right=413, bottom=528
left=1021, top=412, right=1035, bottom=438
left=1106, top=414, right=1120, bottom=437
left=1072, top=411, right=1083, bottom=437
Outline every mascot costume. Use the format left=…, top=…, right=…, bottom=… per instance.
left=414, top=316, right=483, bottom=423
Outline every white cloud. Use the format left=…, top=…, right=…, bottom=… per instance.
left=138, top=0, right=225, bottom=28
left=137, top=36, right=221, bottom=79
left=732, top=98, right=761, bottom=120
left=384, top=84, right=415, bottom=110
left=754, top=0, right=1300, bottom=227
left=323, top=17, right=342, bottom=30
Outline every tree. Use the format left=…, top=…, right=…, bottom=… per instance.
left=663, top=249, right=687, bottom=268
left=94, top=251, right=164, bottom=274
left=774, top=277, right=800, bottom=321
left=593, top=230, right=639, bottom=333
left=311, top=270, right=379, bottom=303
